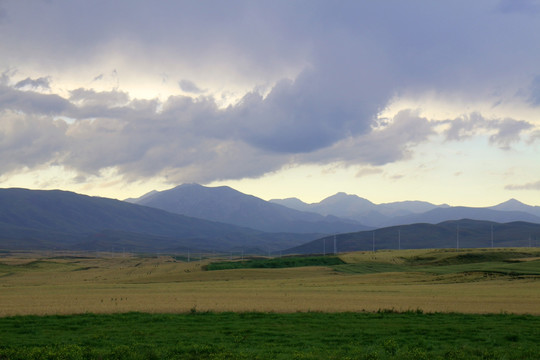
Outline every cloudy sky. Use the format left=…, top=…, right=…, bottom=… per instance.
left=1, top=0, right=539, bottom=206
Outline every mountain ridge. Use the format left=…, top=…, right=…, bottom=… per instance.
left=0, top=188, right=317, bottom=253
left=270, top=193, right=539, bottom=226
left=284, top=219, right=540, bottom=255
left=127, top=184, right=369, bottom=234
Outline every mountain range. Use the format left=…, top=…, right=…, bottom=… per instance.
left=129, top=184, right=540, bottom=228
left=0, top=188, right=316, bottom=253
left=270, top=193, right=540, bottom=227
left=284, top=219, right=540, bottom=255
left=1, top=184, right=539, bottom=254
left=126, top=183, right=368, bottom=234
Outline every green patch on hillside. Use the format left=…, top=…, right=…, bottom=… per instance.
left=0, top=312, right=539, bottom=359
left=406, top=251, right=540, bottom=266
left=206, top=255, right=345, bottom=271
left=418, top=259, right=540, bottom=276
left=333, top=249, right=540, bottom=277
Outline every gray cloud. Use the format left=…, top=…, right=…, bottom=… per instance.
left=229, top=65, right=388, bottom=154
left=0, top=83, right=72, bottom=115
left=443, top=113, right=486, bottom=141
left=0, top=110, right=67, bottom=174
left=488, top=118, right=533, bottom=149
left=14, top=76, right=51, bottom=91
left=1, top=1, right=540, bottom=185
left=355, top=168, right=383, bottom=178
left=443, top=113, right=533, bottom=149
left=179, top=79, right=204, bottom=94
left=301, top=110, right=436, bottom=166
left=505, top=180, right=540, bottom=190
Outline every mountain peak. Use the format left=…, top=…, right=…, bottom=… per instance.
left=489, top=198, right=533, bottom=212
left=320, top=192, right=374, bottom=206
left=500, top=198, right=525, bottom=206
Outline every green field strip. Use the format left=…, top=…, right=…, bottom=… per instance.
left=205, top=256, right=345, bottom=271
left=0, top=312, right=538, bottom=359
left=417, top=259, right=540, bottom=276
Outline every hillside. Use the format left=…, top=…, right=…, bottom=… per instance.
left=0, top=188, right=317, bottom=252
left=284, top=219, right=540, bottom=254
left=127, top=184, right=368, bottom=234
left=385, top=206, right=540, bottom=226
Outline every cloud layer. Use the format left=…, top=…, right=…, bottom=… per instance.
left=0, top=1, right=539, bottom=190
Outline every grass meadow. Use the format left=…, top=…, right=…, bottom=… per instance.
left=0, top=248, right=539, bottom=358
left=1, top=312, right=539, bottom=359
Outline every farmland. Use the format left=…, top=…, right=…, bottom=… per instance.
left=0, top=248, right=539, bottom=316
left=0, top=248, right=539, bottom=358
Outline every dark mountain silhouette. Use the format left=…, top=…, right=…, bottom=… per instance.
left=127, top=184, right=369, bottom=234
left=284, top=219, right=540, bottom=255
left=0, top=188, right=318, bottom=253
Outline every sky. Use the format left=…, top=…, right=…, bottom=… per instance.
left=1, top=0, right=540, bottom=207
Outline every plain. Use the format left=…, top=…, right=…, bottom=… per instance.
left=0, top=248, right=539, bottom=316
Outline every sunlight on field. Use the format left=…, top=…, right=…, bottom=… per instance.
left=0, top=249, right=539, bottom=316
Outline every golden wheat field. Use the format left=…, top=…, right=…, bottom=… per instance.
left=0, top=249, right=539, bottom=316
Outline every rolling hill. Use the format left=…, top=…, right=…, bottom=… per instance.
left=0, top=188, right=318, bottom=253
left=284, top=219, right=540, bottom=255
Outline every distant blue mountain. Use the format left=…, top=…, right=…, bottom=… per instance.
left=0, top=188, right=318, bottom=253
left=271, top=193, right=539, bottom=227
left=127, top=184, right=369, bottom=234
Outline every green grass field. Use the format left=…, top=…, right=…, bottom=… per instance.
left=0, top=248, right=539, bottom=359
left=0, top=312, right=539, bottom=359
